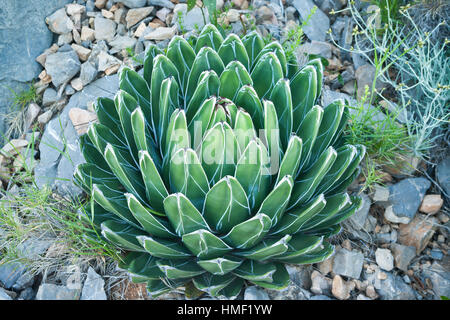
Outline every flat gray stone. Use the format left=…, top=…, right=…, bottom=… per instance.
left=332, top=248, right=364, bottom=279
left=81, top=267, right=107, bottom=300
left=348, top=193, right=371, bottom=230
left=0, top=262, right=27, bottom=289
left=113, top=0, right=147, bottom=8
left=244, top=286, right=270, bottom=300
left=148, top=0, right=174, bottom=9
left=0, top=287, right=13, bottom=300
left=292, top=0, right=329, bottom=41
left=388, top=177, right=431, bottom=220
left=436, top=156, right=450, bottom=197
left=421, top=256, right=450, bottom=299
left=36, top=283, right=81, bottom=300
left=45, top=48, right=81, bottom=88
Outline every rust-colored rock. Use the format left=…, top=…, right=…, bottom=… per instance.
left=398, top=214, right=438, bottom=254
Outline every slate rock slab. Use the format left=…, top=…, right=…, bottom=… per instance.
left=388, top=177, right=431, bottom=220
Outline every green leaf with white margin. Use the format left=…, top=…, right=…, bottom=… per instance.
left=222, top=213, right=272, bottom=249
left=305, top=58, right=324, bottom=100
left=296, top=105, right=323, bottom=173
left=185, top=70, right=220, bottom=122
left=234, top=235, right=292, bottom=261
left=291, top=65, right=318, bottom=133
left=143, top=44, right=164, bottom=85
left=92, top=183, right=140, bottom=228
left=234, top=139, right=271, bottom=211
left=242, top=31, right=265, bottom=67
left=233, top=109, right=256, bottom=153
left=101, top=220, right=144, bottom=252
left=156, top=77, right=179, bottom=149
left=194, top=24, right=224, bottom=52
left=199, top=121, right=239, bottom=185
left=186, top=47, right=224, bottom=103
left=300, top=193, right=352, bottom=231
left=327, top=166, right=361, bottom=196
left=235, top=85, right=264, bottom=130
left=126, top=193, right=177, bottom=239
left=156, top=259, right=205, bottom=279
left=250, top=263, right=290, bottom=290
left=169, top=148, right=210, bottom=211
left=181, top=229, right=233, bottom=259
left=233, top=260, right=276, bottom=282
left=197, top=256, right=243, bottom=275
left=94, top=97, right=125, bottom=144
left=306, top=224, right=342, bottom=238
left=203, top=175, right=250, bottom=233
left=218, top=34, right=250, bottom=69
left=115, top=90, right=140, bottom=162
left=193, top=273, right=235, bottom=297
left=74, top=163, right=121, bottom=193
left=137, top=235, right=192, bottom=260
left=146, top=279, right=187, bottom=298
left=289, top=146, right=337, bottom=209
left=79, top=134, right=110, bottom=171
left=275, top=135, right=302, bottom=184
left=218, top=277, right=244, bottom=299
left=138, top=150, right=168, bottom=212
left=272, top=234, right=323, bottom=261
left=219, top=60, right=253, bottom=102
left=166, top=36, right=196, bottom=93
left=271, top=194, right=326, bottom=236
left=263, top=100, right=281, bottom=171
left=269, top=78, right=293, bottom=150
left=256, top=175, right=293, bottom=225
left=118, top=252, right=165, bottom=280
left=254, top=41, right=287, bottom=77
left=187, top=97, right=215, bottom=143
left=274, top=241, right=334, bottom=264
left=163, top=193, right=210, bottom=236
left=250, top=52, right=283, bottom=99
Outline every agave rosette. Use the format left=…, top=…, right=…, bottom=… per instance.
left=74, top=24, right=365, bottom=298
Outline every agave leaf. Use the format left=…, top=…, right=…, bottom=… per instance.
left=193, top=273, right=235, bottom=297
left=79, top=134, right=110, bottom=171
left=138, top=150, right=168, bottom=211
left=222, top=213, right=272, bottom=249
left=184, top=281, right=205, bottom=299
left=219, top=61, right=253, bottom=102
left=186, top=47, right=224, bottom=103
left=156, top=77, right=179, bottom=149
left=235, top=85, right=264, bottom=130
left=218, top=277, right=244, bottom=299
left=203, top=175, right=250, bottom=233
left=118, top=252, right=165, bottom=280
left=328, top=166, right=362, bottom=196
left=185, top=70, right=220, bottom=122
left=169, top=149, right=210, bottom=211
left=74, top=163, right=121, bottom=193
left=233, top=109, right=257, bottom=153
left=146, top=279, right=188, bottom=297
left=272, top=234, right=324, bottom=261
left=242, top=31, right=265, bottom=68
left=218, top=34, right=250, bottom=70
left=234, top=235, right=292, bottom=261
left=291, top=65, right=318, bottom=132
left=269, top=79, right=293, bottom=150
left=94, top=97, right=125, bottom=143
left=143, top=44, right=164, bottom=84
left=263, top=100, right=281, bottom=171
left=233, top=260, right=276, bottom=283
left=181, top=229, right=233, bottom=259
left=275, top=241, right=334, bottom=264
left=272, top=194, right=327, bottom=236
left=235, top=139, right=271, bottom=211
left=250, top=263, right=289, bottom=290
left=276, top=135, right=302, bottom=184
left=126, top=193, right=177, bottom=239
left=306, top=225, right=342, bottom=238
left=250, top=52, right=283, bottom=99
left=166, top=36, right=196, bottom=93
left=188, top=97, right=216, bottom=144
left=194, top=24, right=224, bottom=52
left=257, top=175, right=293, bottom=225
left=286, top=53, right=299, bottom=79
left=289, top=146, right=337, bottom=209
left=156, top=259, right=206, bottom=279
left=164, top=193, right=210, bottom=236
left=254, top=42, right=287, bottom=77
left=101, top=220, right=144, bottom=252
left=138, top=235, right=192, bottom=260
left=305, top=58, right=324, bottom=100
left=197, top=256, right=243, bottom=275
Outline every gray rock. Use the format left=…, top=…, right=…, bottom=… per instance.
left=430, top=249, right=443, bottom=261
left=113, top=0, right=147, bottom=8
left=81, top=267, right=107, bottom=300
left=286, top=265, right=312, bottom=289
left=297, top=40, right=332, bottom=59
left=367, top=271, right=416, bottom=300
left=80, top=61, right=98, bottom=86
left=332, top=248, right=364, bottom=279
left=355, top=64, right=386, bottom=100
left=244, top=286, right=270, bottom=300
left=0, top=262, right=26, bottom=289
left=36, top=283, right=81, bottom=300
left=0, top=0, right=72, bottom=142
left=94, top=17, right=116, bottom=41
left=109, top=36, right=137, bottom=52
left=12, top=272, right=35, bottom=291
left=45, top=8, right=74, bottom=34
left=331, top=16, right=346, bottom=39
left=18, top=287, right=36, bottom=300
left=388, top=177, right=431, bottom=221
left=348, top=193, right=371, bottom=230
left=0, top=287, right=13, bottom=300
left=292, top=0, right=329, bottom=41
left=310, top=270, right=332, bottom=295
left=310, top=295, right=333, bottom=300
left=45, top=49, right=81, bottom=88
left=375, top=248, right=394, bottom=271
left=86, top=0, right=95, bottom=12
left=339, top=16, right=353, bottom=61
left=173, top=4, right=210, bottom=32
left=267, top=282, right=311, bottom=300
left=43, top=88, right=59, bottom=107
left=148, top=0, right=175, bottom=9
left=421, top=256, right=450, bottom=298
left=436, top=156, right=450, bottom=197
left=65, top=84, right=75, bottom=95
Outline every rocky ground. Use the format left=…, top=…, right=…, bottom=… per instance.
left=0, top=0, right=449, bottom=300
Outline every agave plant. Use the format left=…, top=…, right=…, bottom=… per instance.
left=74, top=24, right=365, bottom=298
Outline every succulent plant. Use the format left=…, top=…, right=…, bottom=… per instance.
left=74, top=24, right=365, bottom=299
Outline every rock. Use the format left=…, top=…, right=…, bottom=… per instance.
left=80, top=61, right=98, bottom=86
left=148, top=0, right=174, bottom=9
left=0, top=139, right=29, bottom=158
left=144, top=26, right=176, bottom=40
left=12, top=272, right=35, bottom=291
left=23, top=102, right=42, bottom=131
left=375, top=248, right=394, bottom=271
left=292, top=0, right=329, bottom=41
left=318, top=258, right=333, bottom=276
left=97, top=51, right=121, bottom=72
left=102, top=9, right=114, bottom=19
left=286, top=265, right=312, bottom=289
left=66, top=3, right=86, bottom=16
left=373, top=272, right=415, bottom=300
left=365, top=285, right=378, bottom=299
left=348, top=193, right=371, bottom=230
left=46, top=8, right=74, bottom=34
left=372, top=184, right=390, bottom=202
left=310, top=270, right=332, bottom=295
left=387, top=177, right=431, bottom=223
left=421, top=256, right=450, bottom=298
left=45, top=48, right=81, bottom=88
left=297, top=41, right=332, bottom=59
left=36, top=44, right=59, bottom=67
left=69, top=108, right=98, bottom=135
left=43, top=88, right=59, bottom=107
left=398, top=214, right=438, bottom=254
left=156, top=7, right=171, bottom=23
left=267, top=282, right=311, bottom=300
left=173, top=4, right=210, bottom=32
left=355, top=64, right=386, bottom=101
left=430, top=249, right=443, bottom=261
left=38, top=110, right=54, bottom=125
left=0, top=262, right=26, bottom=289
left=0, top=288, right=13, bottom=300
left=71, top=44, right=92, bottom=62
left=419, top=195, right=443, bottom=214
left=356, top=294, right=371, bottom=300
left=384, top=206, right=411, bottom=224
left=94, top=17, right=117, bottom=41
left=81, top=26, right=96, bottom=41
left=331, top=275, right=354, bottom=300
left=95, top=0, right=107, bottom=9
left=18, top=287, right=36, bottom=300
left=244, top=286, right=270, bottom=300
left=309, top=295, right=333, bottom=300
left=36, top=283, right=81, bottom=300
left=71, top=78, right=84, bottom=91
left=126, top=6, right=154, bottom=28
left=58, top=32, right=73, bottom=46
left=436, top=156, right=450, bottom=197
left=109, top=36, right=137, bottom=51
left=332, top=248, right=364, bottom=279
left=81, top=267, right=107, bottom=300
left=113, top=0, right=147, bottom=8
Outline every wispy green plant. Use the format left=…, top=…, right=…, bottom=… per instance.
left=125, top=47, right=144, bottom=66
